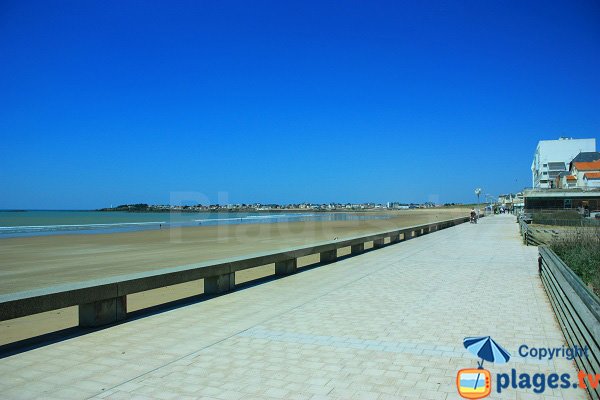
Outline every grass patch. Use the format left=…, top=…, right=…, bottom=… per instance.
left=551, top=228, right=600, bottom=296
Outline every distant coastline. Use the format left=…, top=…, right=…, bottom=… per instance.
left=97, top=202, right=460, bottom=213
left=98, top=208, right=350, bottom=213
left=97, top=206, right=383, bottom=214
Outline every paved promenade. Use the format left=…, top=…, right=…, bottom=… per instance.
left=0, top=215, right=583, bottom=399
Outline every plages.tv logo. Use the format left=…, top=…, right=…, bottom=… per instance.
left=456, top=336, right=511, bottom=399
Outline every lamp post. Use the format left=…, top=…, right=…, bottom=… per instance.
left=475, top=188, right=482, bottom=215
left=484, top=194, right=492, bottom=214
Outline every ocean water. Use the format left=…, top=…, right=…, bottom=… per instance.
left=0, top=210, right=390, bottom=238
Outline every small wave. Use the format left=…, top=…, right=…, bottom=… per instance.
left=0, top=221, right=166, bottom=233
left=243, top=214, right=314, bottom=220
left=195, top=214, right=315, bottom=223
left=195, top=217, right=246, bottom=223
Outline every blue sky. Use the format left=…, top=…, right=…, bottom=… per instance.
left=1, top=1, right=599, bottom=209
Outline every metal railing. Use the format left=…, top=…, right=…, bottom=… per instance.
left=539, top=246, right=600, bottom=400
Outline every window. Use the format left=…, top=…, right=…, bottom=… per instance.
left=564, top=199, right=572, bottom=209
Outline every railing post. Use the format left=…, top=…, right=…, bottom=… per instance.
left=390, top=234, right=400, bottom=244
left=373, top=238, right=385, bottom=248
left=275, top=259, right=297, bottom=276
left=351, top=243, right=364, bottom=254
left=320, top=249, right=337, bottom=263
left=204, top=273, right=235, bottom=294
left=79, top=296, right=127, bottom=327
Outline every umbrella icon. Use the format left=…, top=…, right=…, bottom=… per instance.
left=462, top=336, right=511, bottom=391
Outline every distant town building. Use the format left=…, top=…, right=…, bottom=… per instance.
left=531, top=137, right=596, bottom=188
left=497, top=193, right=524, bottom=211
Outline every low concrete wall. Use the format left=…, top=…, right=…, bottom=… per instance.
left=0, top=215, right=471, bottom=328
left=539, top=246, right=600, bottom=400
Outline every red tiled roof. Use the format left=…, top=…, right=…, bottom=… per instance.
left=584, top=172, right=600, bottom=180
left=574, top=161, right=600, bottom=171
left=565, top=175, right=576, bottom=181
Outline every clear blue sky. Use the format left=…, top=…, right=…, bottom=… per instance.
left=1, top=1, right=599, bottom=209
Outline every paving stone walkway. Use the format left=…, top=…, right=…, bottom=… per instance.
left=0, top=214, right=584, bottom=399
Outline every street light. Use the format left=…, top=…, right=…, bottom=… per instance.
left=475, top=188, right=482, bottom=214
left=484, top=193, right=493, bottom=214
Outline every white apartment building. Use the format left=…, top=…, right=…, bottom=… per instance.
left=531, top=137, right=596, bottom=188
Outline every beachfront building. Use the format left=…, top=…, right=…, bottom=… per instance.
left=570, top=151, right=600, bottom=165
left=555, top=171, right=577, bottom=189
left=570, top=160, right=600, bottom=188
left=583, top=173, right=600, bottom=188
left=497, top=194, right=513, bottom=206
left=513, top=192, right=525, bottom=213
left=497, top=193, right=524, bottom=212
left=531, top=137, right=596, bottom=188
left=524, top=189, right=600, bottom=211
left=551, top=152, right=600, bottom=188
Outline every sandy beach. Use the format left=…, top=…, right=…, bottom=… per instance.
left=0, top=208, right=469, bottom=346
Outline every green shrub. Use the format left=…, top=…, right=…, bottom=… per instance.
left=551, top=228, right=600, bottom=296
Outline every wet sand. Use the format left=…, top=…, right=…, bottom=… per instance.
left=0, top=208, right=468, bottom=345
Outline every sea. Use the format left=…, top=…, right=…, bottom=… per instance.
left=0, top=210, right=390, bottom=238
